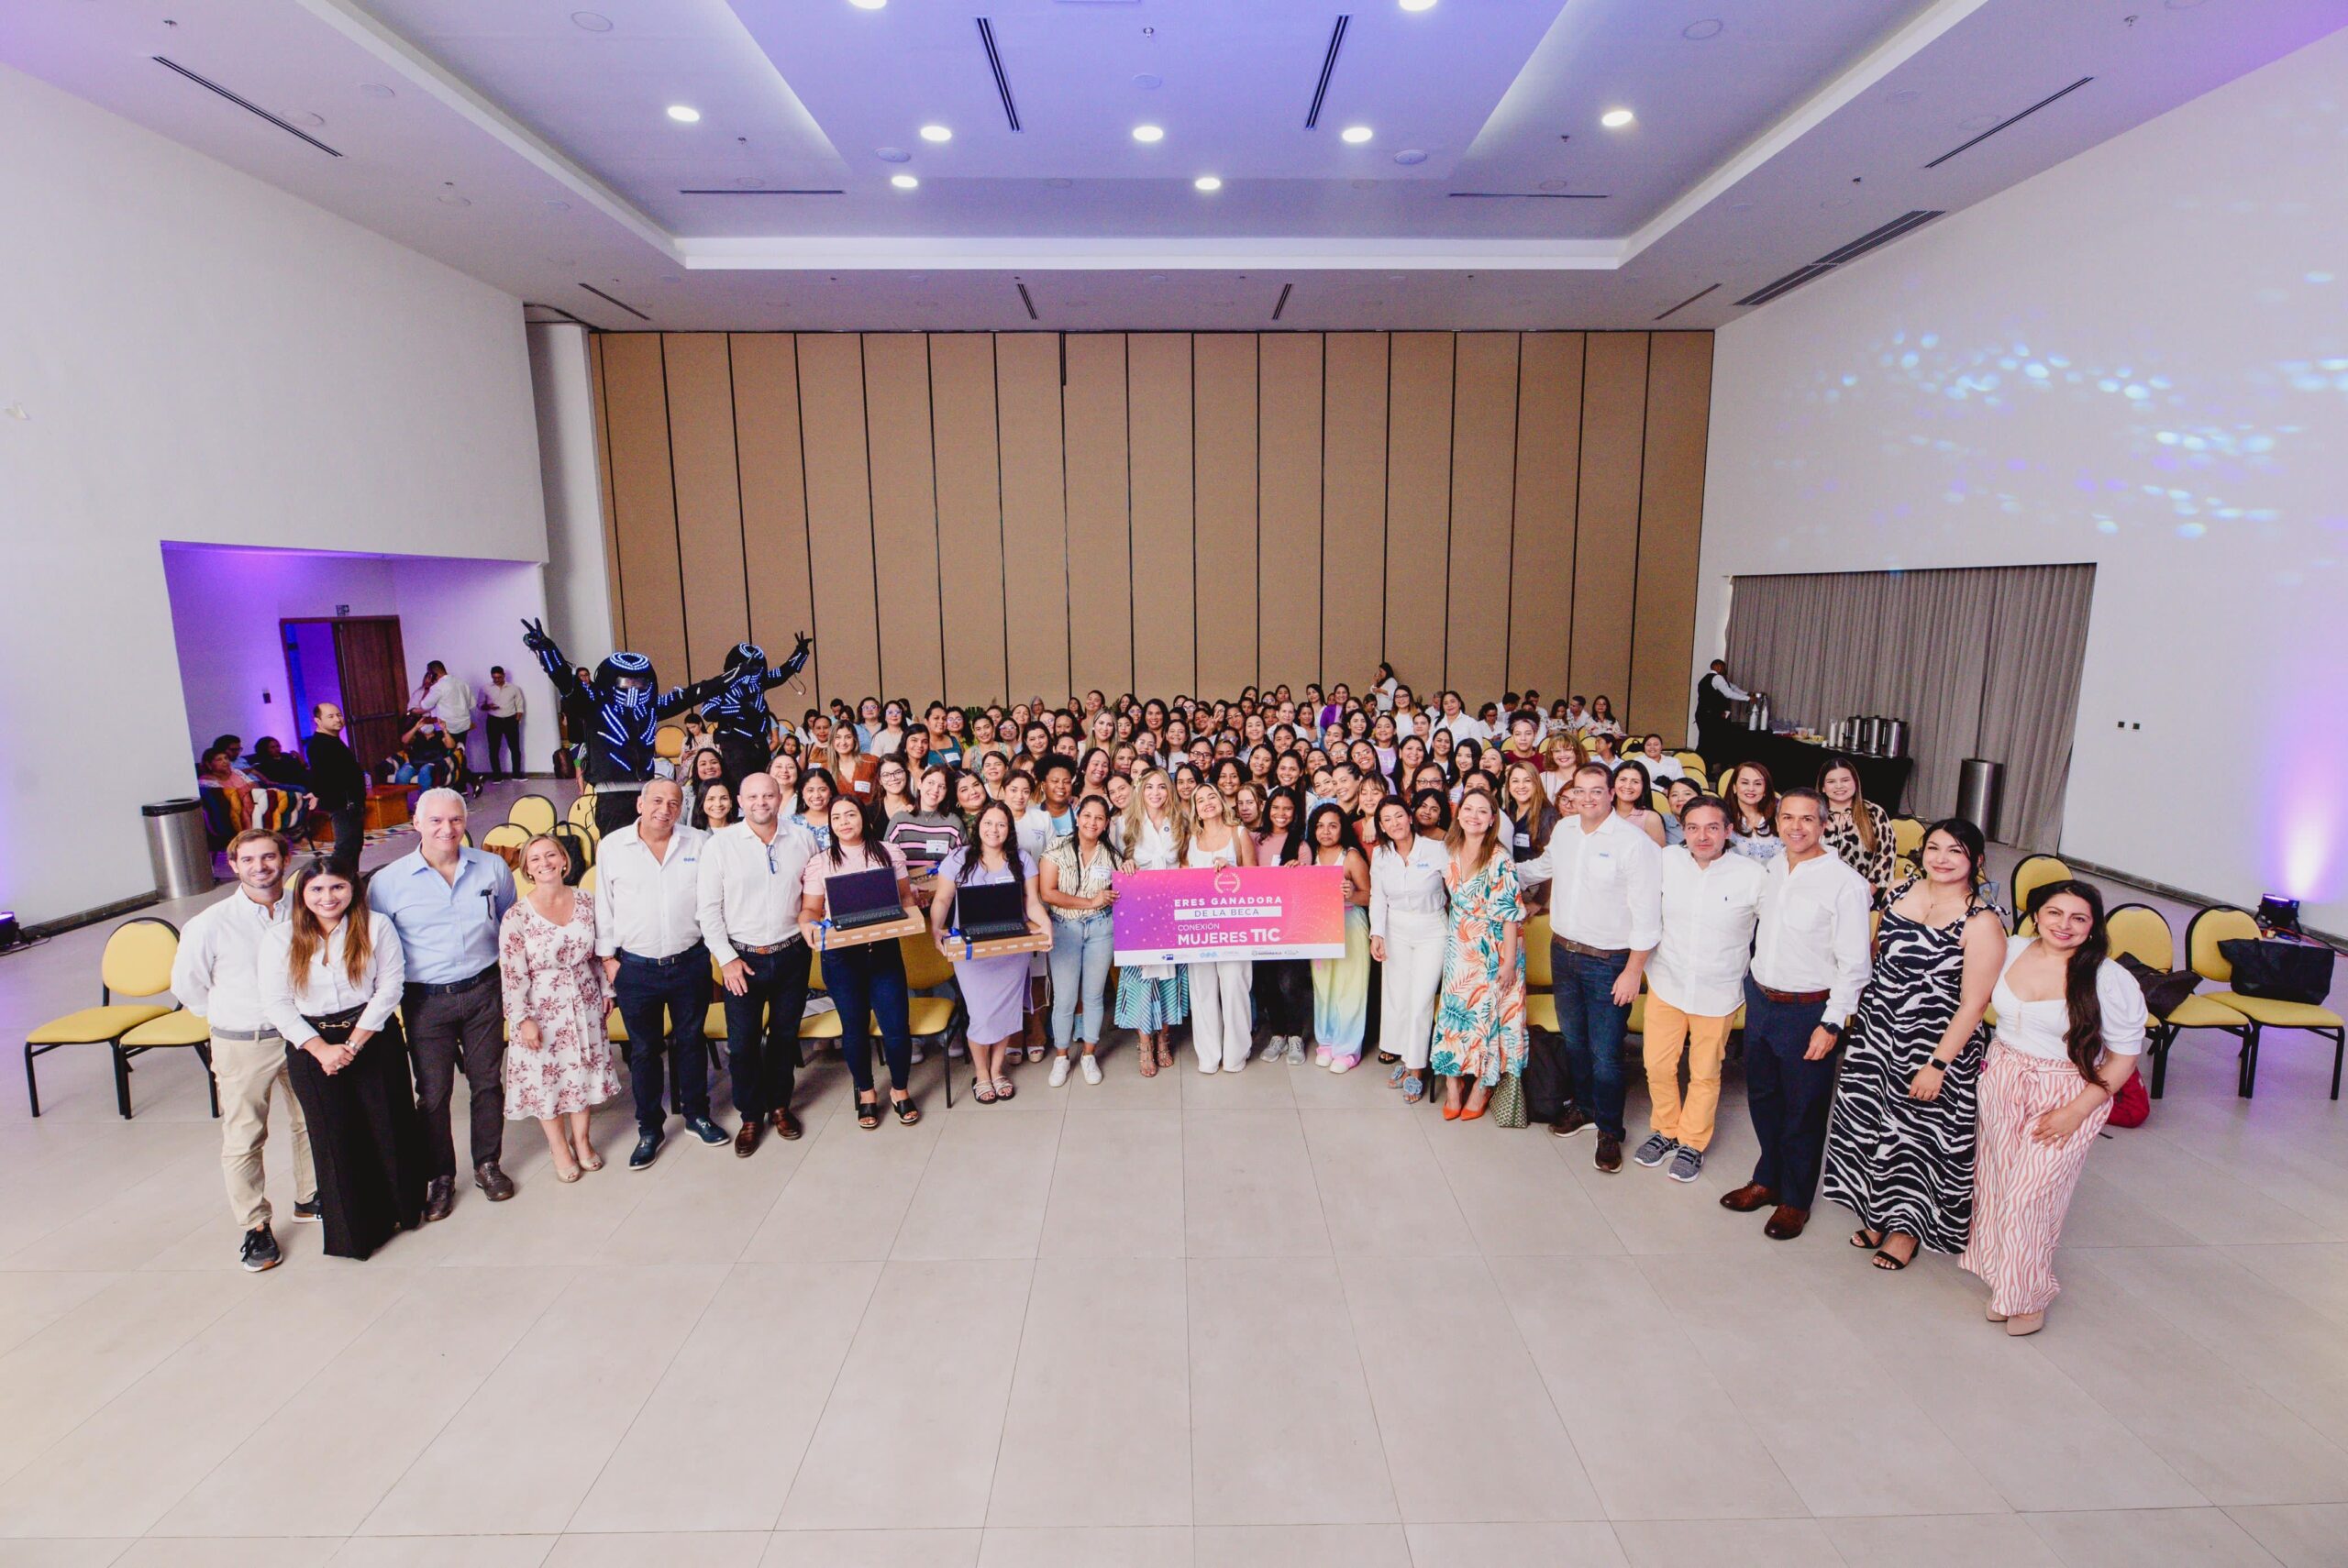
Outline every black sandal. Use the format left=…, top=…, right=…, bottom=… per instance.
left=891, top=1092, right=922, bottom=1126
left=857, top=1094, right=882, bottom=1130
left=1872, top=1237, right=1918, bottom=1271
left=1849, top=1227, right=1884, bottom=1251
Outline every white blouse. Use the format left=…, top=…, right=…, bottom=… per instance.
left=260, top=912, right=405, bottom=1044
left=1370, top=836, right=1450, bottom=938
left=1117, top=813, right=1182, bottom=871
left=1989, top=935, right=2147, bottom=1061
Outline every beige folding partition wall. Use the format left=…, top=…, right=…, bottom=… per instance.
left=590, top=330, right=1713, bottom=740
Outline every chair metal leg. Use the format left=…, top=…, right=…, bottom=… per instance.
left=2330, top=1029, right=2343, bottom=1102
left=23, top=1043, right=39, bottom=1119
left=2149, top=1024, right=2173, bottom=1099
left=111, top=1043, right=135, bottom=1119
left=200, top=1043, right=221, bottom=1119
left=2238, top=1026, right=2261, bottom=1099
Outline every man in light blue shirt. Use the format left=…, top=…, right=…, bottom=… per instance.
left=370, top=788, right=517, bottom=1218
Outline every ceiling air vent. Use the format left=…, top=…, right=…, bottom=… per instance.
left=677, top=188, right=845, bottom=196
left=1271, top=282, right=1294, bottom=321
left=1733, top=210, right=1944, bottom=307
left=1015, top=282, right=1039, bottom=321
left=153, top=57, right=341, bottom=157
left=976, top=18, right=1023, bottom=132
left=1927, top=77, right=2091, bottom=169
left=1305, top=16, right=1349, bottom=129
left=1446, top=191, right=1610, bottom=200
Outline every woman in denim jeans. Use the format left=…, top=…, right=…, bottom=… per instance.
left=1040, top=794, right=1120, bottom=1086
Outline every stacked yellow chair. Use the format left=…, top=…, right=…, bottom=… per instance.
left=25, top=918, right=216, bottom=1119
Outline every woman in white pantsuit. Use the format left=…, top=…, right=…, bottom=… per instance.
left=1369, top=797, right=1450, bottom=1103
left=1185, top=784, right=1258, bottom=1073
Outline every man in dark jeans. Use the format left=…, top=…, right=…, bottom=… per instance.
left=304, top=701, right=368, bottom=878
left=1515, top=762, right=1663, bottom=1173
left=593, top=778, right=726, bottom=1170
left=367, top=788, right=517, bottom=1218
left=697, top=773, right=819, bottom=1153
left=478, top=665, right=527, bottom=779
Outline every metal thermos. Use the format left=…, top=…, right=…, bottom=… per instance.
left=1884, top=719, right=1909, bottom=757
left=1862, top=716, right=1886, bottom=755
left=1747, top=693, right=1772, bottom=731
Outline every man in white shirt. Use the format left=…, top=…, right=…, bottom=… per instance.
left=1563, top=696, right=1594, bottom=734
left=699, top=773, right=819, bottom=1154
left=596, top=778, right=724, bottom=1168
left=1721, top=787, right=1873, bottom=1240
left=1516, top=762, right=1663, bottom=1173
left=170, top=830, right=317, bottom=1271
left=1634, top=798, right=1766, bottom=1185
left=420, top=661, right=474, bottom=746
left=478, top=665, right=526, bottom=780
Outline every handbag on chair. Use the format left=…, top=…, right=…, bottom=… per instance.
left=2219, top=935, right=2336, bottom=1007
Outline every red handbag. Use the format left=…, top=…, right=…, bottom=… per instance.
left=2108, top=1068, right=2150, bottom=1129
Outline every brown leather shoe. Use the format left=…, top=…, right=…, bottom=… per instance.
left=1719, top=1182, right=1776, bottom=1212
left=1763, top=1205, right=1810, bottom=1241
left=771, top=1108, right=803, bottom=1141
left=422, top=1176, right=455, bottom=1222
left=1594, top=1132, right=1623, bottom=1174
left=474, top=1161, right=516, bottom=1202
left=734, top=1120, right=760, bottom=1158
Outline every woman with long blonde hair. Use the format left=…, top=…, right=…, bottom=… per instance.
left=1112, top=768, right=1191, bottom=1073
left=1183, top=781, right=1259, bottom=1073
left=260, top=859, right=427, bottom=1259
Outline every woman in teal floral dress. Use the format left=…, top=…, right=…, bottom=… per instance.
left=1431, top=787, right=1528, bottom=1121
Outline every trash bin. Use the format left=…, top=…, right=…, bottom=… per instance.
left=1955, top=758, right=2004, bottom=843
left=143, top=798, right=212, bottom=900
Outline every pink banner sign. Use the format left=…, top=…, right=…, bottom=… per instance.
left=1111, top=864, right=1347, bottom=964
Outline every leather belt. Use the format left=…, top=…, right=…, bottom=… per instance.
left=1755, top=986, right=1832, bottom=1006
left=1554, top=936, right=1631, bottom=960
left=734, top=940, right=794, bottom=955
left=618, top=943, right=708, bottom=969
left=405, top=964, right=498, bottom=999
left=206, top=1024, right=282, bottom=1043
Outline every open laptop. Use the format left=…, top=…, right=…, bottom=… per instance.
left=823, top=866, right=905, bottom=932
left=955, top=880, right=1031, bottom=942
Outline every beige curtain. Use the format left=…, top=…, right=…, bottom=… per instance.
left=1724, top=564, right=2093, bottom=847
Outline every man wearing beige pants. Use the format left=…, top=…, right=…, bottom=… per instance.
left=170, top=830, right=317, bottom=1272
left=1634, top=798, right=1766, bottom=1185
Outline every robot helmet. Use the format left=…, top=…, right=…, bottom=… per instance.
left=595, top=651, right=654, bottom=690
left=725, top=642, right=765, bottom=673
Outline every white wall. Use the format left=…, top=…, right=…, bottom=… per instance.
left=528, top=323, right=618, bottom=661
left=1699, top=28, right=2348, bottom=934
left=0, top=61, right=548, bottom=923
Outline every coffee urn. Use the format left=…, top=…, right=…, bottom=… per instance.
left=1746, top=692, right=1772, bottom=732
left=1883, top=718, right=1909, bottom=757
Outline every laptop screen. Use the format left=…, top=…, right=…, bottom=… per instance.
left=824, top=866, right=901, bottom=922
left=956, top=880, right=1027, bottom=937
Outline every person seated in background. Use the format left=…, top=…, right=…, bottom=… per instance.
left=390, top=712, right=452, bottom=788
left=1637, top=734, right=1686, bottom=782
left=199, top=745, right=257, bottom=793
left=248, top=735, right=312, bottom=790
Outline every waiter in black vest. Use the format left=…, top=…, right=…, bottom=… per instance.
left=1692, top=659, right=1750, bottom=765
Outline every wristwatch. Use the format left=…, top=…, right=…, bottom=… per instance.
left=1819, top=1021, right=1843, bottom=1039
left=1921, top=1059, right=1948, bottom=1073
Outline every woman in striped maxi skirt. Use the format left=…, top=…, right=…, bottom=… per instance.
left=1821, top=821, right=2007, bottom=1269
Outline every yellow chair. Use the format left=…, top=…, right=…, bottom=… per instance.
left=655, top=725, right=687, bottom=763
left=507, top=793, right=559, bottom=837
left=1523, top=913, right=1556, bottom=1034
left=567, top=790, right=602, bottom=839
left=2106, top=901, right=2222, bottom=1097
left=25, top=917, right=183, bottom=1119
left=2009, top=855, right=2073, bottom=927
left=1890, top=817, right=1925, bottom=878
left=481, top=823, right=531, bottom=870
left=898, top=933, right=965, bottom=1104
left=2187, top=907, right=2342, bottom=1099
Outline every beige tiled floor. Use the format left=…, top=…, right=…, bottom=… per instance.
left=0, top=787, right=2342, bottom=1565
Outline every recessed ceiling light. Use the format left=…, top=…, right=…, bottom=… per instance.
left=1134, top=72, right=1164, bottom=89
left=1538, top=178, right=1569, bottom=191
left=1146, top=273, right=1168, bottom=282
left=876, top=147, right=911, bottom=162
left=1600, top=107, right=1634, bottom=128
left=1194, top=174, right=1223, bottom=191
left=1341, top=125, right=1373, bottom=143
left=570, top=10, right=613, bottom=30
left=436, top=193, right=471, bottom=206
left=666, top=105, right=701, bottom=123
left=891, top=173, right=919, bottom=189
left=1681, top=18, right=1723, bottom=39
left=288, top=111, right=325, bottom=127
left=1400, top=0, right=1437, bottom=10
left=849, top=0, right=886, bottom=8
left=919, top=124, right=952, bottom=142
left=359, top=83, right=395, bottom=99
left=1393, top=149, right=1427, bottom=165
left=1132, top=124, right=1165, bottom=142
left=545, top=198, right=571, bottom=211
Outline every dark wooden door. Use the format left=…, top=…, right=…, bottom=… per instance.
left=332, top=617, right=408, bottom=773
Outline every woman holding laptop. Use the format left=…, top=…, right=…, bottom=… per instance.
left=799, top=796, right=920, bottom=1130
left=928, top=801, right=1051, bottom=1102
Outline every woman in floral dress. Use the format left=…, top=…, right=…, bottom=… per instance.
left=499, top=834, right=622, bottom=1181
left=1430, top=787, right=1528, bottom=1121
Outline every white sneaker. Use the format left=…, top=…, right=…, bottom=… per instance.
left=1080, top=1054, right=1102, bottom=1086
left=910, top=1043, right=925, bottom=1066
left=1047, top=1055, right=1072, bottom=1088
left=1284, top=1037, right=1307, bottom=1066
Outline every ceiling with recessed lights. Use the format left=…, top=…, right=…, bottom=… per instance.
left=1, top=0, right=2338, bottom=330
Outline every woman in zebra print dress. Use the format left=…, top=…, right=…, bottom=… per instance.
left=1820, top=820, right=2007, bottom=1268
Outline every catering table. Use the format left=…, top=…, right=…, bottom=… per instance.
left=1700, top=728, right=1914, bottom=814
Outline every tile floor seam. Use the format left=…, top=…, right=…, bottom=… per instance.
left=347, top=1264, right=588, bottom=1538
left=554, top=1260, right=745, bottom=1537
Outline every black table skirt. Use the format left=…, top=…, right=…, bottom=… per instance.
left=1698, top=727, right=1915, bottom=815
